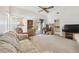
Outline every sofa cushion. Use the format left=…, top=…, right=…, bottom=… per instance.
left=0, top=31, right=19, bottom=50
left=0, top=41, right=17, bottom=53
left=19, top=39, right=39, bottom=53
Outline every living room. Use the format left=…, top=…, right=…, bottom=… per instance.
left=0, top=6, right=79, bottom=53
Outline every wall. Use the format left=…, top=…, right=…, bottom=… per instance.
left=0, top=7, right=9, bottom=34
left=1, top=6, right=79, bottom=35
left=47, top=6, right=79, bottom=36
left=0, top=6, right=47, bottom=34
left=10, top=7, right=47, bottom=32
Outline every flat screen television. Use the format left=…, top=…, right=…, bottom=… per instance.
left=63, top=24, right=79, bottom=33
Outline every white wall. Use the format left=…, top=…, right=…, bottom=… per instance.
left=9, top=7, right=47, bottom=32
left=47, top=6, right=79, bottom=36
left=0, top=7, right=9, bottom=34
left=1, top=6, right=79, bottom=35
left=0, top=6, right=47, bottom=34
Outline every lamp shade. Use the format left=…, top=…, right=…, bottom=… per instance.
left=17, top=19, right=24, bottom=26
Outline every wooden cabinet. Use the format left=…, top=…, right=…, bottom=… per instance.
left=65, top=32, right=73, bottom=39
left=63, top=32, right=76, bottom=41
left=27, top=20, right=35, bottom=37
left=63, top=24, right=79, bottom=41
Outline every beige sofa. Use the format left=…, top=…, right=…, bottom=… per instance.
left=0, top=31, right=19, bottom=52
left=0, top=31, right=39, bottom=53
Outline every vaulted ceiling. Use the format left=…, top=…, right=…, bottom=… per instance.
left=0, top=6, right=56, bottom=16
left=14, top=6, right=55, bottom=15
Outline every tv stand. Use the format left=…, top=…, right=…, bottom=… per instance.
left=63, top=24, right=79, bottom=41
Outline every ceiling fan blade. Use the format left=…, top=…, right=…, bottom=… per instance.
left=44, top=9, right=49, bottom=13
left=39, top=10, right=43, bottom=12
left=47, top=6, right=54, bottom=9
left=40, top=9, right=49, bottom=13
left=39, top=6, right=49, bottom=13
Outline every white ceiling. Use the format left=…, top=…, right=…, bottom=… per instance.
left=0, top=6, right=57, bottom=20
left=0, top=6, right=55, bottom=16
left=14, top=6, right=47, bottom=15
left=14, top=6, right=55, bottom=15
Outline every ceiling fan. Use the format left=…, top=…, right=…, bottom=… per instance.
left=39, top=6, right=54, bottom=13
